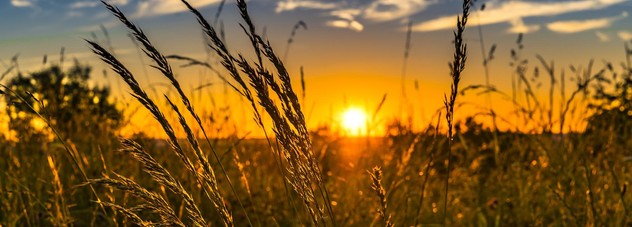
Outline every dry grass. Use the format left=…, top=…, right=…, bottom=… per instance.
left=442, top=0, right=471, bottom=224
left=1, top=0, right=631, bottom=226
left=85, top=0, right=335, bottom=225
left=369, top=166, right=393, bottom=227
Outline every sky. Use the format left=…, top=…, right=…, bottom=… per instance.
left=2, top=0, right=632, bottom=136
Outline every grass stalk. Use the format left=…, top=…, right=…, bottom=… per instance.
left=87, top=38, right=230, bottom=225
left=401, top=20, right=413, bottom=106
left=442, top=0, right=470, bottom=225
left=413, top=112, right=441, bottom=226
left=0, top=85, right=107, bottom=215
left=103, top=1, right=251, bottom=223
left=283, top=21, right=307, bottom=62
left=369, top=166, right=394, bottom=227
left=179, top=0, right=334, bottom=225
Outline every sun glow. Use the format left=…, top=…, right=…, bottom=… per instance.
left=341, top=107, right=367, bottom=136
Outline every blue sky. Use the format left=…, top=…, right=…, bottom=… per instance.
left=4, top=0, right=632, bottom=32
left=2, top=0, right=632, bottom=133
left=3, top=0, right=632, bottom=63
left=2, top=0, right=631, bottom=70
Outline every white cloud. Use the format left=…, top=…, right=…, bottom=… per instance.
left=363, top=0, right=435, bottom=22
left=325, top=9, right=364, bottom=31
left=111, top=0, right=129, bottom=5
left=326, top=19, right=364, bottom=32
left=276, top=0, right=339, bottom=13
left=547, top=12, right=627, bottom=33
left=276, top=0, right=438, bottom=32
left=330, top=9, right=362, bottom=21
left=412, top=0, right=628, bottom=32
left=134, top=0, right=221, bottom=17
left=11, top=0, right=32, bottom=7
left=508, top=18, right=540, bottom=34
left=596, top=31, right=610, bottom=42
left=618, top=31, right=632, bottom=41
left=69, top=1, right=99, bottom=9
left=13, top=0, right=128, bottom=9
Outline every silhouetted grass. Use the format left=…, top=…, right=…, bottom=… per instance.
left=1, top=0, right=632, bottom=226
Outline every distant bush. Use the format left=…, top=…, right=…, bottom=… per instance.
left=587, top=63, right=632, bottom=141
left=3, top=61, right=122, bottom=144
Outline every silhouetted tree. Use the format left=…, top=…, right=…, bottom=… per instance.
left=586, top=57, right=632, bottom=149
left=3, top=60, right=122, bottom=144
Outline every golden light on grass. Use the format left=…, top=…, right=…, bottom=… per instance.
left=341, top=107, right=367, bottom=136
left=31, top=118, right=47, bottom=131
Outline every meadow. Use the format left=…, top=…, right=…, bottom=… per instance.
left=1, top=0, right=631, bottom=226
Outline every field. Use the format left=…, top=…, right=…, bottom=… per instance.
left=1, top=0, right=631, bottom=226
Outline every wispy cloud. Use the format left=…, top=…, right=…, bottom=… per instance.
left=618, top=31, right=632, bottom=41
left=134, top=0, right=221, bottom=17
left=547, top=12, right=627, bottom=33
left=110, top=0, right=129, bottom=5
left=276, top=0, right=339, bottom=13
left=11, top=0, right=33, bottom=7
left=412, top=0, right=628, bottom=32
left=363, top=0, right=435, bottom=22
left=11, top=0, right=128, bottom=10
left=508, top=18, right=540, bottom=34
left=19, top=0, right=206, bottom=18
left=69, top=1, right=99, bottom=9
left=325, top=9, right=364, bottom=31
left=596, top=31, right=610, bottom=42
left=276, top=0, right=437, bottom=31
left=330, top=9, right=361, bottom=21
left=326, top=20, right=364, bottom=32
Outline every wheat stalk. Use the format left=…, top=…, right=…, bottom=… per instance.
left=87, top=31, right=232, bottom=226
left=443, top=0, right=471, bottom=225
left=369, top=166, right=393, bottom=227
left=119, top=139, right=207, bottom=226
left=179, top=0, right=335, bottom=225
left=90, top=173, right=185, bottom=226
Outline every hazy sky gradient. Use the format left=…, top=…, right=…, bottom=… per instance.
left=2, top=0, right=632, bottom=136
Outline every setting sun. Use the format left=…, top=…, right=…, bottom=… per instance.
left=341, top=107, right=367, bottom=136
left=3, top=0, right=632, bottom=225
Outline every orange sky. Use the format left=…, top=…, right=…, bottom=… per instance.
left=1, top=0, right=630, bottom=138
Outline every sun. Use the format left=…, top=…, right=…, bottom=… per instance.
left=341, top=107, right=367, bottom=136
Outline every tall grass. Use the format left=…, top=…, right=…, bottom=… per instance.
left=181, top=0, right=337, bottom=225
left=84, top=0, right=336, bottom=225
left=442, top=0, right=471, bottom=224
left=2, top=0, right=632, bottom=226
left=369, top=166, right=393, bottom=227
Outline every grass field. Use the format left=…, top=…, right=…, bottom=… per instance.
left=1, top=0, right=631, bottom=226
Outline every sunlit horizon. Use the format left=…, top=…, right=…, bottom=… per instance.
left=2, top=1, right=631, bottom=226
left=1, top=0, right=630, bottom=139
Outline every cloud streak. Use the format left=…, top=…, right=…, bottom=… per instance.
left=508, top=18, right=540, bottom=34
left=276, top=0, right=339, bottom=13
left=11, top=0, right=32, bottom=7
left=412, top=0, right=628, bottom=32
left=275, top=0, right=436, bottom=31
left=326, top=20, right=364, bottom=32
left=134, top=0, right=221, bottom=17
left=363, top=0, right=435, bottom=22
left=10, top=0, right=215, bottom=18
left=69, top=1, right=99, bottom=9
left=596, top=31, right=610, bottom=42
left=547, top=12, right=627, bottom=33
left=618, top=31, right=632, bottom=41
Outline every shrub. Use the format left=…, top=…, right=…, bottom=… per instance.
left=3, top=61, right=123, bottom=144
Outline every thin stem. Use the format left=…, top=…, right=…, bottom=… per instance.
left=443, top=0, right=470, bottom=225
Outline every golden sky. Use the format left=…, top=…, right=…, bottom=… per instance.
left=2, top=0, right=631, bottom=137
